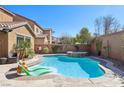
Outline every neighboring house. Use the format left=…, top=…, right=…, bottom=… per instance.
left=52, top=36, right=60, bottom=44
left=0, top=7, right=35, bottom=57
left=0, top=7, right=53, bottom=57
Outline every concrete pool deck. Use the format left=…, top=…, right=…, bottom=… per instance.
left=0, top=55, right=124, bottom=87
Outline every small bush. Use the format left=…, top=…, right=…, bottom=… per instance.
left=27, top=49, right=35, bottom=58
left=52, top=45, right=60, bottom=53
left=43, top=47, right=49, bottom=53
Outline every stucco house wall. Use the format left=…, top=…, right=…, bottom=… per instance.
left=13, top=15, right=35, bottom=30
left=8, top=26, right=34, bottom=57
left=34, top=25, right=44, bottom=35
left=0, top=7, right=35, bottom=58
left=35, top=38, right=45, bottom=45
left=0, top=32, right=8, bottom=57
left=0, top=8, right=13, bottom=22
left=13, top=14, right=48, bottom=45
left=43, top=29, right=52, bottom=44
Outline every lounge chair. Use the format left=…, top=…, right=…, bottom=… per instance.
left=18, top=62, right=52, bottom=76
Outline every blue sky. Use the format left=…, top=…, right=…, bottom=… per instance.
left=2, top=5, right=124, bottom=37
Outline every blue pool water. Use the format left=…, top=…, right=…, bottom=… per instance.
left=40, top=55, right=105, bottom=78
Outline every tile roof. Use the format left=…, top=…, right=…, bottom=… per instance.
left=0, top=21, right=36, bottom=37
left=0, top=21, right=28, bottom=31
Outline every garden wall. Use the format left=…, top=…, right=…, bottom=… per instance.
left=35, top=44, right=91, bottom=54
left=91, top=31, right=124, bottom=62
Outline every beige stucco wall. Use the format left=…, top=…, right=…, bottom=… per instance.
left=0, top=8, right=13, bottom=22
left=35, top=36, right=48, bottom=45
left=13, top=15, right=44, bottom=34
left=34, top=25, right=44, bottom=35
left=13, top=15, right=35, bottom=30
left=8, top=26, right=34, bottom=57
left=13, top=15, right=48, bottom=45
left=91, top=31, right=124, bottom=62
left=0, top=32, right=8, bottom=57
left=13, top=14, right=51, bottom=45
left=101, top=33, right=124, bottom=61
left=43, top=30, right=52, bottom=44
left=35, top=38, right=45, bottom=45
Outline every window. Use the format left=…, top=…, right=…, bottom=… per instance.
left=36, top=28, right=39, bottom=33
left=16, top=35, right=31, bottom=46
left=25, top=37, right=31, bottom=43
left=16, top=35, right=24, bottom=45
left=40, top=30, right=43, bottom=35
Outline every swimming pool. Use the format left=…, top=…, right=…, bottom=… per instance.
left=39, top=55, right=105, bottom=78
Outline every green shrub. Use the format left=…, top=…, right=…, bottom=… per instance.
left=27, top=49, right=35, bottom=58
left=96, top=40, right=102, bottom=55
left=52, top=45, right=60, bottom=53
left=14, top=40, right=33, bottom=60
left=43, top=47, right=49, bottom=53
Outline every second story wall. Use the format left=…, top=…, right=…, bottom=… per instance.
left=13, top=14, right=45, bottom=36
left=34, top=25, right=44, bottom=35
left=43, top=29, right=52, bottom=44
left=0, top=8, right=13, bottom=22
left=13, top=15, right=35, bottom=30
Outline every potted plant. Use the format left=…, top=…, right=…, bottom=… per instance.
left=0, top=57, right=7, bottom=64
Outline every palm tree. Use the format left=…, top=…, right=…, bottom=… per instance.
left=14, top=40, right=34, bottom=60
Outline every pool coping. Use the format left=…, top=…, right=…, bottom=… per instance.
left=90, top=56, right=124, bottom=77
